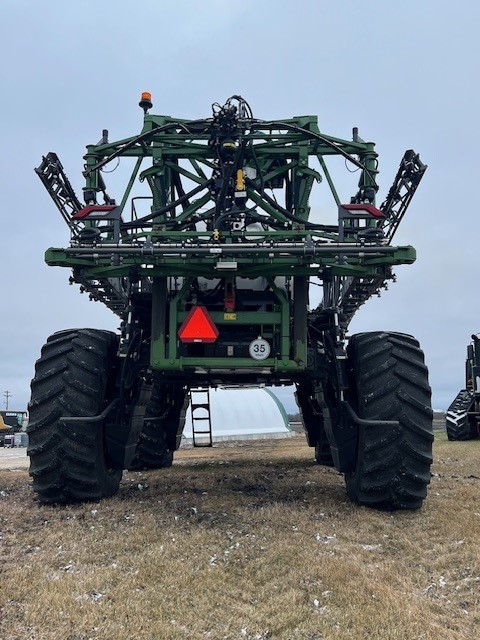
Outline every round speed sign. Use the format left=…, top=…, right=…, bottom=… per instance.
left=249, top=338, right=271, bottom=360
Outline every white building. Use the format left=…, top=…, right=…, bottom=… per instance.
left=183, top=387, right=292, bottom=443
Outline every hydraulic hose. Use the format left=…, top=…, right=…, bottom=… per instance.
left=245, top=177, right=336, bottom=232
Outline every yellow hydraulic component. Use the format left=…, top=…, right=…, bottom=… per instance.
left=235, top=169, right=245, bottom=192
left=221, top=141, right=236, bottom=152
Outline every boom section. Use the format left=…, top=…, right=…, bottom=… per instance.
left=37, top=97, right=424, bottom=379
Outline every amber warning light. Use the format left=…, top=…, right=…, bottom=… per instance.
left=178, top=306, right=219, bottom=343
left=139, top=91, right=153, bottom=113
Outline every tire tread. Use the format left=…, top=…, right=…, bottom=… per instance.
left=27, top=329, right=122, bottom=504
left=346, top=331, right=433, bottom=510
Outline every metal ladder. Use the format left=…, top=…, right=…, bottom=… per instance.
left=189, top=388, right=213, bottom=447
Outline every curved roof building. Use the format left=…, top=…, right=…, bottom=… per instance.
left=183, top=387, right=292, bottom=443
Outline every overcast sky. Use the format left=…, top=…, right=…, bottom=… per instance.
left=1, top=0, right=479, bottom=414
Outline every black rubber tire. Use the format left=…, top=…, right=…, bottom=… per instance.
left=445, top=390, right=477, bottom=440
left=129, top=384, right=187, bottom=470
left=346, top=332, right=433, bottom=510
left=295, top=383, right=334, bottom=466
left=27, top=329, right=122, bottom=504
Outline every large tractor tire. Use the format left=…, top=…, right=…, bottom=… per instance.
left=27, top=329, right=122, bottom=504
left=346, top=332, right=433, bottom=510
left=129, top=383, right=187, bottom=470
left=295, top=383, right=334, bottom=466
left=445, top=390, right=477, bottom=440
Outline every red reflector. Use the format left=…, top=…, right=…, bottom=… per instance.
left=178, top=306, right=219, bottom=343
left=340, top=203, right=384, bottom=218
left=72, top=205, right=117, bottom=219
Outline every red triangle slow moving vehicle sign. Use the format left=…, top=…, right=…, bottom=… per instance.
left=178, top=306, right=219, bottom=343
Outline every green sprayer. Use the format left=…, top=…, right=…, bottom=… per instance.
left=28, top=94, right=433, bottom=509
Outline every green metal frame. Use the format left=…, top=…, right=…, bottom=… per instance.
left=38, top=97, right=424, bottom=376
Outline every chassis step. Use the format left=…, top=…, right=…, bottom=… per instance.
left=189, top=388, right=213, bottom=447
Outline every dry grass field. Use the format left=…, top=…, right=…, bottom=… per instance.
left=1, top=432, right=479, bottom=640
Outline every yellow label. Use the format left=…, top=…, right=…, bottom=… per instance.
left=224, top=313, right=237, bottom=320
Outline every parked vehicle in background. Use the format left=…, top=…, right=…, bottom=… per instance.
left=446, top=334, right=480, bottom=440
left=0, top=411, right=27, bottom=446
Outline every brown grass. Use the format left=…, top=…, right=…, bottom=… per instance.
left=1, top=432, right=479, bottom=640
